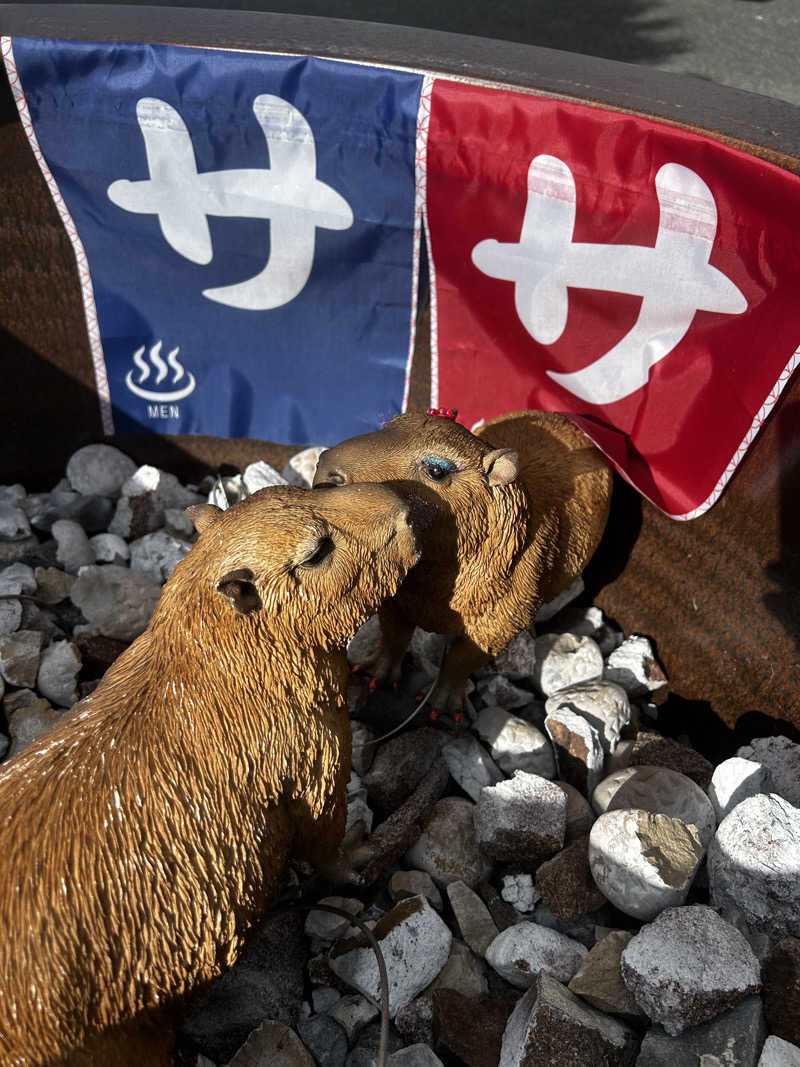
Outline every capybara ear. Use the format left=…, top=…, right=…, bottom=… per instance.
left=186, top=504, right=223, bottom=533
left=483, top=448, right=519, bottom=487
left=216, top=569, right=262, bottom=615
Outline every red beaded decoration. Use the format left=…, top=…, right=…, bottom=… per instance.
left=426, top=407, right=458, bottom=420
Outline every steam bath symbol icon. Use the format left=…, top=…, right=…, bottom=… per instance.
left=124, top=342, right=197, bottom=401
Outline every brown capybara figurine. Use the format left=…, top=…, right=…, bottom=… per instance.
left=313, top=409, right=611, bottom=718
left=0, top=483, right=420, bottom=1067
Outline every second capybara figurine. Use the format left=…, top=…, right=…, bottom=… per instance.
left=313, top=409, right=611, bottom=717
left=0, top=483, right=420, bottom=1067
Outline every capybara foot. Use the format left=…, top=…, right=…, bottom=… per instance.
left=315, top=820, right=375, bottom=886
left=350, top=643, right=405, bottom=689
left=425, top=678, right=470, bottom=726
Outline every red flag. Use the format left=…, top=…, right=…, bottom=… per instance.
left=425, top=79, right=800, bottom=518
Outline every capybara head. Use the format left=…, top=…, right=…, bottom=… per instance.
left=175, top=483, right=421, bottom=652
left=313, top=412, right=522, bottom=559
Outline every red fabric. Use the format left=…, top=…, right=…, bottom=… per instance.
left=426, top=79, right=800, bottom=517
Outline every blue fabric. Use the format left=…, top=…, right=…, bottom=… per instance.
left=12, top=37, right=422, bottom=443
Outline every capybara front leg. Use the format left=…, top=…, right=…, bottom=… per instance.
left=311, top=818, right=375, bottom=886
left=352, top=602, right=414, bottom=690
left=427, top=635, right=491, bottom=722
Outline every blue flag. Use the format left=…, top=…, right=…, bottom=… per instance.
left=7, top=37, right=424, bottom=443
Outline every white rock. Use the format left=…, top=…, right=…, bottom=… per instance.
left=567, top=930, right=643, bottom=1019
left=544, top=707, right=605, bottom=796
left=329, top=895, right=452, bottom=1017
left=634, top=995, right=765, bottom=1067
left=226, top=1020, right=315, bottom=1066
left=533, top=633, right=603, bottom=696
left=604, top=634, right=667, bottom=698
left=32, top=492, right=114, bottom=542
left=282, top=446, right=327, bottom=488
left=34, top=566, right=76, bottom=605
left=111, top=465, right=202, bottom=530
left=66, top=443, right=137, bottom=498
left=500, top=972, right=637, bottom=1067
left=758, top=1036, right=800, bottom=1067
left=432, top=939, right=489, bottom=999
left=205, top=475, right=245, bottom=511
left=708, top=792, right=800, bottom=940
left=70, top=565, right=161, bottom=641
left=708, top=756, right=773, bottom=822
left=386, top=1046, right=444, bottom=1067
left=328, top=993, right=379, bottom=1045
left=129, top=530, right=191, bottom=584
left=446, top=880, right=499, bottom=956
left=533, top=577, right=584, bottom=622
left=589, top=809, right=704, bottom=921
left=389, top=870, right=443, bottom=911
left=554, top=780, right=596, bottom=841
left=492, top=630, right=538, bottom=678
left=350, top=723, right=375, bottom=780
left=545, top=681, right=631, bottom=754
left=593, top=764, right=717, bottom=847
left=409, top=627, right=449, bottom=669
left=36, top=640, right=82, bottom=708
left=0, top=629, right=44, bottom=687
left=88, top=533, right=130, bottom=565
left=486, top=922, right=587, bottom=988
left=737, top=736, right=800, bottom=808
left=51, top=519, right=95, bottom=574
left=0, top=563, right=36, bottom=596
left=620, top=904, right=761, bottom=1036
left=501, top=873, right=540, bottom=913
left=304, top=897, right=364, bottom=943
left=441, top=735, right=504, bottom=802
left=8, top=698, right=61, bottom=756
left=163, top=508, right=196, bottom=540
left=548, top=604, right=623, bottom=656
left=347, top=614, right=381, bottom=666
left=346, top=792, right=373, bottom=835
left=312, top=986, right=341, bottom=1013
left=406, top=797, right=492, bottom=888
left=0, top=504, right=31, bottom=541
left=605, top=738, right=636, bottom=775
left=474, top=772, right=566, bottom=862
left=23, top=490, right=111, bottom=534
left=121, top=464, right=196, bottom=506
left=242, top=460, right=288, bottom=494
left=3, top=687, right=38, bottom=714
left=476, top=674, right=534, bottom=710
left=475, top=706, right=555, bottom=778
left=0, top=599, right=22, bottom=637
left=0, top=485, right=25, bottom=506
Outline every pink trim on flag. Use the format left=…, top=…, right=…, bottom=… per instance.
left=2, top=36, right=114, bottom=436
left=675, top=342, right=800, bottom=520
left=403, top=73, right=435, bottom=411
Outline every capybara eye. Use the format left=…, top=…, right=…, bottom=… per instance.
left=299, top=535, right=334, bottom=568
left=421, top=457, right=457, bottom=482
